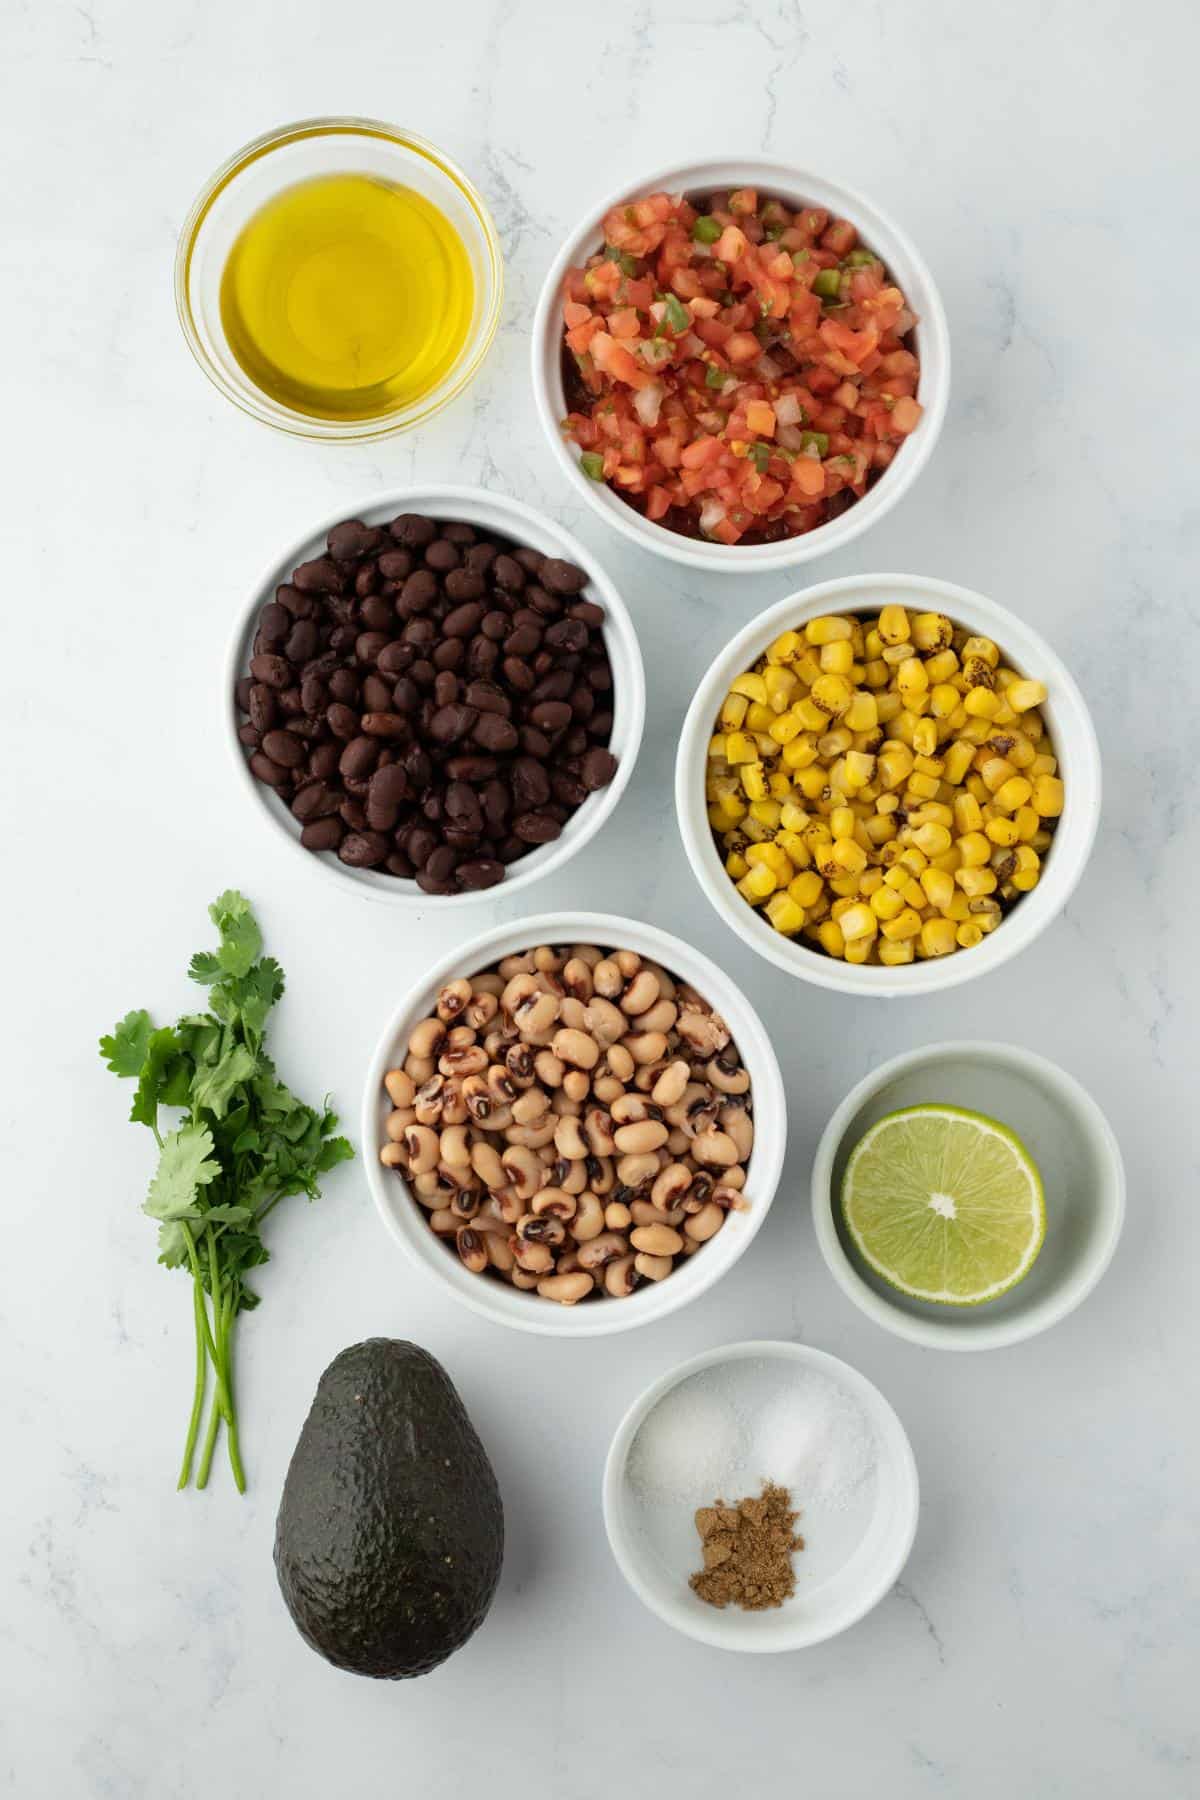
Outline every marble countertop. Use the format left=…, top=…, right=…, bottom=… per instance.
left=6, top=1, right=1196, bottom=1794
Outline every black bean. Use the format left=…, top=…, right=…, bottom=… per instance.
left=425, top=845, right=459, bottom=883
left=442, top=522, right=476, bottom=546
left=339, top=797, right=368, bottom=831
left=446, top=755, right=499, bottom=782
left=249, top=653, right=290, bottom=689
left=293, top=557, right=342, bottom=593
left=339, top=831, right=389, bottom=868
left=552, top=773, right=588, bottom=809
left=409, top=659, right=436, bottom=689
left=530, top=700, right=572, bottom=733
left=355, top=563, right=381, bottom=597
left=504, top=623, right=541, bottom=657
left=328, top=668, right=359, bottom=703
left=429, top=703, right=478, bottom=744
left=465, top=542, right=499, bottom=574
left=300, top=817, right=345, bottom=853
left=340, top=737, right=379, bottom=780
left=404, top=746, right=433, bottom=791
left=425, top=538, right=460, bottom=573
left=392, top=676, right=420, bottom=713
left=532, top=669, right=573, bottom=703
left=444, top=782, right=483, bottom=833
left=433, top=671, right=460, bottom=707
left=361, top=673, right=392, bottom=713
left=569, top=599, right=606, bottom=627
left=262, top=729, right=305, bottom=769
left=540, top=557, right=588, bottom=596
left=309, top=743, right=340, bottom=780
left=377, top=640, right=412, bottom=678
left=399, top=569, right=439, bottom=615
left=329, top=624, right=357, bottom=655
left=359, top=594, right=393, bottom=633
left=259, top=601, right=290, bottom=645
left=545, top=618, right=589, bottom=653
left=444, top=568, right=486, bottom=602
left=481, top=780, right=510, bottom=833
left=472, top=712, right=519, bottom=753
left=276, top=583, right=313, bottom=617
left=249, top=752, right=289, bottom=789
left=525, top=585, right=563, bottom=617
left=513, top=814, right=562, bottom=846
left=511, top=757, right=551, bottom=809
left=327, top=702, right=359, bottom=740
left=248, top=684, right=276, bottom=732
left=385, top=849, right=415, bottom=879
left=503, top=657, right=535, bottom=693
left=434, top=638, right=465, bottom=672
left=235, top=676, right=253, bottom=711
left=389, top=513, right=437, bottom=548
left=238, top=723, right=260, bottom=749
left=443, top=601, right=485, bottom=638
left=456, top=859, right=505, bottom=891
left=328, top=519, right=383, bottom=561
left=361, top=712, right=409, bottom=738
left=379, top=549, right=414, bottom=582
left=405, top=825, right=439, bottom=868
left=493, top=554, right=525, bottom=590
left=301, top=674, right=327, bottom=716
left=292, top=782, right=337, bottom=822
left=415, top=870, right=456, bottom=895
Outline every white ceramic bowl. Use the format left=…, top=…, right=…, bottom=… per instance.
left=531, top=156, right=949, bottom=573
left=362, top=913, right=786, bottom=1337
left=812, top=1041, right=1125, bottom=1350
left=676, top=572, right=1102, bottom=996
left=227, top=486, right=645, bottom=907
left=603, top=1340, right=919, bottom=1651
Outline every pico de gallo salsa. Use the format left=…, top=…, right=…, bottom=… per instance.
left=559, top=188, right=922, bottom=546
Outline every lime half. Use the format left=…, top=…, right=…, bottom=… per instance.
left=840, top=1105, right=1045, bottom=1306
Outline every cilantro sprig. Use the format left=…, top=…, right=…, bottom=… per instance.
left=100, top=892, right=353, bottom=1493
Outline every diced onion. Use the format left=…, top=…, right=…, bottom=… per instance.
left=755, top=354, right=782, bottom=381
left=699, top=500, right=727, bottom=533
left=775, top=393, right=803, bottom=427
left=633, top=382, right=664, bottom=428
left=777, top=423, right=805, bottom=451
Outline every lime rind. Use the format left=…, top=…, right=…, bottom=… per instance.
left=840, top=1103, right=1046, bottom=1307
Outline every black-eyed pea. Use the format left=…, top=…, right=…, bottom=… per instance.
left=501, top=970, right=539, bottom=1013
left=570, top=943, right=603, bottom=967
left=513, top=989, right=559, bottom=1040
left=486, top=1233, right=515, bottom=1273
left=411, top=1170, right=445, bottom=1204
left=586, top=1154, right=616, bottom=1196
left=606, top=1044, right=635, bottom=1085
left=441, top=1087, right=469, bottom=1127
left=429, top=1207, right=459, bottom=1236
left=511, top=1087, right=548, bottom=1126
left=577, top=1230, right=630, bottom=1269
left=584, top=996, right=626, bottom=1046
left=604, top=1200, right=632, bottom=1231
left=413, top=1074, right=446, bottom=1125
left=535, top=1049, right=565, bottom=1088
left=675, top=1010, right=730, bottom=1056
left=532, top=945, right=564, bottom=974
left=583, top=1107, right=616, bottom=1157
left=555, top=1249, right=582, bottom=1275
left=385, top=1107, right=416, bottom=1142
left=509, top=1267, right=540, bottom=1290
left=472, top=971, right=506, bottom=997
left=690, top=1128, right=740, bottom=1168
left=557, top=995, right=588, bottom=1032
left=537, top=1270, right=594, bottom=1305
left=439, top=1124, right=472, bottom=1166
left=384, top=1068, right=416, bottom=1108
left=554, top=1114, right=588, bottom=1160
left=505, top=1042, right=537, bottom=1086
left=613, top=1119, right=669, bottom=1155
left=552, top=1026, right=600, bottom=1071
left=634, top=1251, right=673, bottom=1282
left=379, top=1140, right=408, bottom=1169
left=591, top=1073, right=621, bottom=1104
left=437, top=978, right=473, bottom=1023
left=465, top=990, right=499, bottom=1030
left=712, top=1185, right=746, bottom=1211
left=404, top=1053, right=435, bottom=1085
left=403, top=1123, right=440, bottom=1174
left=562, top=1069, right=591, bottom=1104
left=636, top=999, right=678, bottom=1036
left=441, top=1044, right=488, bottom=1080
left=665, top=1083, right=708, bottom=1127
left=501, top=1143, right=542, bottom=1200
left=593, top=957, right=624, bottom=998
left=651, top=1060, right=690, bottom=1108
left=630, top=1199, right=685, bottom=1228
left=562, top=957, right=595, bottom=1000
left=706, top=1054, right=750, bottom=1095
left=498, top=951, right=536, bottom=979
left=572, top=1191, right=606, bottom=1241
left=408, top=1016, right=446, bottom=1061
left=610, top=1091, right=650, bottom=1124
left=626, top=1030, right=669, bottom=1066
left=651, top=1162, right=693, bottom=1210
left=614, top=949, right=640, bottom=979
left=514, top=1217, right=563, bottom=1255
left=455, top=1227, right=487, bottom=1273
left=605, top=1253, right=639, bottom=1297
left=617, top=1151, right=663, bottom=1188
left=489, top=1187, right=523, bottom=1225
left=666, top=1127, right=690, bottom=1156
left=620, top=968, right=660, bottom=1015
left=683, top=1096, right=720, bottom=1140
left=504, top=1116, right=557, bottom=1149
left=720, top=1106, right=754, bottom=1160
left=531, top=1186, right=576, bottom=1220
left=685, top=1202, right=725, bottom=1243
left=720, top=1164, right=747, bottom=1191
left=631, top=1223, right=684, bottom=1257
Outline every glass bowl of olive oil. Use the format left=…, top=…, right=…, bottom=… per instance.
left=176, top=119, right=503, bottom=439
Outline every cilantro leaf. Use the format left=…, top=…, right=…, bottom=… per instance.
left=100, top=1010, right=154, bottom=1078
left=208, top=890, right=261, bottom=978
left=130, top=1026, right=190, bottom=1130
left=188, top=951, right=222, bottom=985
left=144, top=1123, right=222, bottom=1221
left=190, top=1043, right=259, bottom=1120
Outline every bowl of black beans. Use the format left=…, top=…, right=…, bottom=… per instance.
left=229, top=486, right=645, bottom=899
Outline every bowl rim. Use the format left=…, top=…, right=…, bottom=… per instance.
left=530, top=153, right=950, bottom=571
left=175, top=116, right=504, bottom=441
left=601, top=1337, right=920, bottom=1650
left=360, top=911, right=787, bottom=1336
left=810, top=1039, right=1127, bottom=1350
left=674, top=571, right=1102, bottom=995
left=225, top=484, right=646, bottom=908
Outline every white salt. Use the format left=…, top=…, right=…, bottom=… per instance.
left=627, top=1379, right=746, bottom=1503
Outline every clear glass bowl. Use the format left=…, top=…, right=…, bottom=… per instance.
left=175, top=118, right=503, bottom=440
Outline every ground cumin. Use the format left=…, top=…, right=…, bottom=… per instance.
left=688, top=1481, right=804, bottom=1610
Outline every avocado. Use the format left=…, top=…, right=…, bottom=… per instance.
left=274, top=1339, right=504, bottom=1678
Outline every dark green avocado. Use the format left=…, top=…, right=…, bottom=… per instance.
left=274, top=1339, right=504, bottom=1678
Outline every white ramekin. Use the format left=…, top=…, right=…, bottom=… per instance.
left=531, top=156, right=949, bottom=573
left=811, top=1041, right=1126, bottom=1350
left=361, top=913, right=786, bottom=1337
left=675, top=572, right=1101, bottom=997
left=226, top=486, right=645, bottom=907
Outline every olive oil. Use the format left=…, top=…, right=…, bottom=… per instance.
left=219, top=173, right=474, bottom=421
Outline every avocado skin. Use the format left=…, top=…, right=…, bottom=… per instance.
left=274, top=1339, right=504, bottom=1679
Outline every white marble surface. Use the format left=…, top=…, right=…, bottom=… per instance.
left=5, top=2, right=1197, bottom=1794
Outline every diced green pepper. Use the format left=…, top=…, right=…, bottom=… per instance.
left=749, top=443, right=771, bottom=474
left=813, top=269, right=842, bottom=300
left=663, top=292, right=690, bottom=333
left=705, top=364, right=727, bottom=390
left=800, top=430, right=829, bottom=456
left=844, top=249, right=878, bottom=267
left=692, top=216, right=722, bottom=245
left=580, top=452, right=605, bottom=481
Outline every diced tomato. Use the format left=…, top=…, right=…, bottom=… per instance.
left=607, top=307, right=641, bottom=340
left=725, top=332, right=762, bottom=367
left=563, top=300, right=591, bottom=328
left=891, top=396, right=923, bottom=433
left=821, top=219, right=858, bottom=257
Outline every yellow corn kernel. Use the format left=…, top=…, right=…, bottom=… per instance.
left=913, top=822, right=952, bottom=857
left=900, top=878, right=926, bottom=912
left=707, top=735, right=728, bottom=763
left=768, top=709, right=804, bottom=745
left=859, top=867, right=884, bottom=897
left=953, top=792, right=984, bottom=835
left=1011, top=846, right=1041, bottom=891
left=764, top=665, right=798, bottom=710
left=794, top=649, right=822, bottom=685
left=906, top=770, right=941, bottom=801
left=741, top=814, right=770, bottom=843
left=793, top=764, right=828, bottom=801
left=816, top=919, right=846, bottom=958
left=956, top=921, right=984, bottom=949
left=766, top=629, right=802, bottom=664
left=985, top=816, right=1021, bottom=847
left=825, top=873, right=860, bottom=899
left=765, top=892, right=806, bottom=935
left=870, top=885, right=906, bottom=922
left=737, top=864, right=777, bottom=902
left=909, top=717, right=937, bottom=758
left=806, top=614, right=853, bottom=646
left=818, top=730, right=854, bottom=762
left=748, top=801, right=783, bottom=830
left=919, top=865, right=956, bottom=912
left=775, top=828, right=807, bottom=863
left=956, top=865, right=998, bottom=898
left=864, top=813, right=897, bottom=846
left=730, top=671, right=767, bottom=703
left=828, top=805, right=855, bottom=839
left=876, top=746, right=914, bottom=791
left=840, top=751, right=874, bottom=791
left=942, top=740, right=976, bottom=786
left=877, top=605, right=910, bottom=646
left=1006, top=678, right=1047, bottom=713
left=720, top=690, right=749, bottom=729
left=820, top=638, right=855, bottom=676
left=767, top=773, right=791, bottom=799
left=810, top=673, right=853, bottom=718
left=844, top=691, right=878, bottom=732
left=837, top=902, right=876, bottom=942
left=1031, top=827, right=1054, bottom=852
left=909, top=612, right=950, bottom=652
left=920, top=917, right=958, bottom=958
left=1033, top=775, right=1064, bottom=817
left=782, top=736, right=819, bottom=770
left=725, top=731, right=757, bottom=765
left=928, top=682, right=960, bottom=721
left=741, top=763, right=767, bottom=801
left=862, top=657, right=890, bottom=690
left=980, top=756, right=1017, bottom=793
left=880, top=906, right=921, bottom=942
left=789, top=869, right=824, bottom=907
left=746, top=839, right=784, bottom=869
left=969, top=898, right=1003, bottom=932
left=795, top=697, right=829, bottom=732
left=831, top=836, right=868, bottom=876
left=957, top=831, right=991, bottom=868
left=745, top=702, right=774, bottom=734
left=961, top=635, right=999, bottom=667
left=993, top=775, right=1033, bottom=813
left=842, top=935, right=873, bottom=965
left=878, top=937, right=915, bottom=967
left=963, top=687, right=1001, bottom=719
left=965, top=774, right=989, bottom=805
left=944, top=889, right=970, bottom=921
left=779, top=801, right=808, bottom=831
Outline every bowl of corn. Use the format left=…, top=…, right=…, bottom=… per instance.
left=675, top=574, right=1101, bottom=996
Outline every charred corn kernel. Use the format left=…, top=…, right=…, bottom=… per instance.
left=741, top=763, right=767, bottom=801
left=826, top=873, right=860, bottom=898
left=741, top=815, right=770, bottom=842
left=878, top=605, right=910, bottom=645
left=764, top=666, right=798, bottom=709
left=1005, top=733, right=1036, bottom=770
left=1033, top=774, right=1064, bottom=817
left=870, top=885, right=906, bottom=921
left=789, top=870, right=824, bottom=907
left=737, top=864, right=777, bottom=901
left=720, top=691, right=750, bottom=729
left=769, top=708, right=804, bottom=745
left=766, top=773, right=791, bottom=799
left=1006, top=678, right=1047, bottom=713
left=765, top=892, right=806, bottom=935
left=943, top=740, right=976, bottom=785
left=906, top=770, right=941, bottom=801
left=1011, top=846, right=1041, bottom=890
left=819, top=731, right=854, bottom=763
left=766, top=629, right=802, bottom=663
left=929, top=682, right=960, bottom=720
left=969, top=897, right=1002, bottom=929
left=980, top=756, right=1017, bottom=793
left=920, top=917, right=958, bottom=957
left=839, top=903, right=877, bottom=942
left=746, top=840, right=787, bottom=872
left=920, top=866, right=956, bottom=911
left=957, top=831, right=990, bottom=868
left=994, top=775, right=1033, bottom=813
left=725, top=731, right=757, bottom=764
left=961, top=635, right=999, bottom=667
left=748, top=800, right=783, bottom=830
left=806, top=614, right=853, bottom=645
left=913, top=822, right=952, bottom=857
left=912, top=612, right=953, bottom=652
left=860, top=868, right=884, bottom=897
left=986, top=816, right=1021, bottom=847
left=955, top=921, right=984, bottom=949
left=730, top=671, right=768, bottom=703
left=793, top=764, right=828, bottom=800
left=817, top=919, right=846, bottom=958
left=912, top=717, right=939, bottom=757
left=864, top=813, right=897, bottom=846
left=878, top=937, right=916, bottom=967
left=820, top=638, right=855, bottom=676
left=745, top=702, right=774, bottom=733
left=832, top=837, right=868, bottom=876
left=844, top=691, right=878, bottom=732
left=956, top=865, right=997, bottom=897
left=810, top=673, right=853, bottom=717
left=964, top=686, right=1001, bottom=719
left=775, top=830, right=807, bottom=865
left=882, top=906, right=922, bottom=941
left=782, top=736, right=819, bottom=770
left=796, top=697, right=829, bottom=732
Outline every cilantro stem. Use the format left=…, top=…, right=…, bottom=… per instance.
left=196, top=1384, right=221, bottom=1489
left=220, top=1292, right=245, bottom=1493
left=177, top=1279, right=208, bottom=1489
